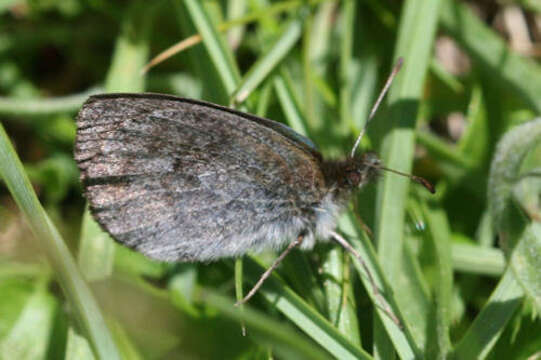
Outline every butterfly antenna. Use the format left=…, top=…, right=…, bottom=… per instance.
left=350, top=57, right=404, bottom=158
left=379, top=165, right=435, bottom=194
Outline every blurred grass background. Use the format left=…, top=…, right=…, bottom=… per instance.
left=0, top=0, right=540, bottom=359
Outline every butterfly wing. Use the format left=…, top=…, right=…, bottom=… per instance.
left=75, top=93, right=326, bottom=262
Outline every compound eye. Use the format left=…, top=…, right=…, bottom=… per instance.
left=347, top=170, right=361, bottom=186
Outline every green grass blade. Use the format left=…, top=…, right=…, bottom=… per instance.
left=77, top=206, right=115, bottom=281
left=440, top=0, right=541, bottom=113
left=416, top=131, right=472, bottom=170
left=420, top=200, right=453, bottom=359
left=255, top=80, right=273, bottom=117
left=65, top=327, right=96, bottom=360
left=301, top=10, right=316, bottom=129
left=451, top=243, right=505, bottom=276
left=0, top=287, right=56, bottom=359
left=0, top=125, right=121, bottom=359
left=273, top=71, right=310, bottom=136
left=234, top=257, right=246, bottom=334
left=321, top=247, right=361, bottom=346
left=375, top=0, right=442, bottom=277
left=183, top=0, right=241, bottom=95
left=429, top=59, right=464, bottom=94
left=242, top=257, right=373, bottom=360
left=199, top=290, right=333, bottom=360
left=226, top=0, right=246, bottom=48
left=338, top=0, right=355, bottom=133
left=108, top=320, right=144, bottom=360
left=372, top=0, right=442, bottom=355
left=452, top=268, right=523, bottom=359
left=338, top=213, right=422, bottom=359
left=104, top=5, right=151, bottom=93
left=350, top=54, right=378, bottom=132
left=282, top=250, right=327, bottom=313
left=0, top=87, right=101, bottom=117
left=232, top=16, right=303, bottom=104
left=458, top=84, right=490, bottom=167
left=173, top=3, right=227, bottom=104
left=303, top=2, right=335, bottom=131
left=476, top=210, right=495, bottom=248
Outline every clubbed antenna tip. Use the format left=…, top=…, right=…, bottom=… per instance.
left=379, top=166, right=435, bottom=194
left=411, top=175, right=435, bottom=194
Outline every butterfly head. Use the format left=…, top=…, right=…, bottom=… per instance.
left=344, top=151, right=382, bottom=188
left=351, top=152, right=436, bottom=194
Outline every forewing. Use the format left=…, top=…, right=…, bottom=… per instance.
left=75, top=93, right=326, bottom=262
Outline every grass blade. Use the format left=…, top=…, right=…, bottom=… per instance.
left=0, top=287, right=56, bottom=359
left=338, top=0, right=355, bottom=133
left=243, top=257, right=373, bottom=360
left=183, top=0, right=241, bottom=95
left=226, top=0, right=247, bottom=48
left=232, top=16, right=303, bottom=104
left=372, top=0, right=443, bottom=354
left=104, top=4, right=152, bottom=93
left=350, top=54, right=378, bottom=132
left=452, top=268, right=523, bottom=359
left=420, top=200, right=453, bottom=359
left=200, top=290, right=333, bottom=360
left=321, top=247, right=361, bottom=346
left=451, top=243, right=504, bottom=276
left=273, top=70, right=310, bottom=136
left=77, top=206, right=115, bottom=281
left=338, top=213, right=422, bottom=359
left=65, top=327, right=95, bottom=360
left=0, top=125, right=120, bottom=359
left=0, top=87, right=101, bottom=117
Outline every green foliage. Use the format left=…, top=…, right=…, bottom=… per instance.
left=0, top=0, right=540, bottom=359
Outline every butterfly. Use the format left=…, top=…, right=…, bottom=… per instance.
left=75, top=93, right=382, bottom=262
left=74, top=59, right=433, bottom=308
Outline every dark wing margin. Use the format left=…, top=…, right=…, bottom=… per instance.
left=74, top=93, right=326, bottom=262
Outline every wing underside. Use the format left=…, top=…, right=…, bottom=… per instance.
left=75, top=94, right=326, bottom=261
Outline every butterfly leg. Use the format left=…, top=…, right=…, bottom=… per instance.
left=329, top=231, right=401, bottom=327
left=235, top=234, right=304, bottom=306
